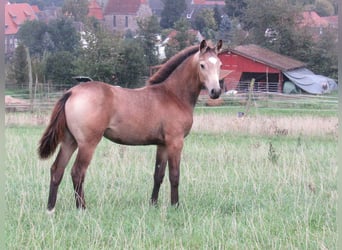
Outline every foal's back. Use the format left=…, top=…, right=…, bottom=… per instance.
left=64, top=82, right=193, bottom=146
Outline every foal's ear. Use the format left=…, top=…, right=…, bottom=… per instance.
left=216, top=40, right=223, bottom=53
left=200, top=40, right=208, bottom=54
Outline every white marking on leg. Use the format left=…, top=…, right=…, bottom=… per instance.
left=46, top=208, right=55, bottom=215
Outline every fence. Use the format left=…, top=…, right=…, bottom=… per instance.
left=235, top=81, right=279, bottom=92
left=5, top=82, right=76, bottom=112
left=198, top=91, right=338, bottom=113
left=5, top=82, right=338, bottom=114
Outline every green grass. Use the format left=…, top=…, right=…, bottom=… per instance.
left=5, top=120, right=337, bottom=249
left=195, top=105, right=337, bottom=117
left=196, top=92, right=338, bottom=117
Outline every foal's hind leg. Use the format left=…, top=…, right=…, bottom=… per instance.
left=151, top=145, right=168, bottom=205
left=70, top=143, right=98, bottom=209
left=47, top=133, right=77, bottom=213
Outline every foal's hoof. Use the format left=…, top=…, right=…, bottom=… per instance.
left=171, top=202, right=179, bottom=208
left=46, top=208, right=55, bottom=215
left=150, top=199, right=158, bottom=207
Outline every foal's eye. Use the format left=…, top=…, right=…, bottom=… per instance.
left=200, top=64, right=205, bottom=70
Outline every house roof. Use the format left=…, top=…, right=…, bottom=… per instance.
left=88, top=0, right=104, bottom=20
left=321, top=15, right=338, bottom=28
left=104, top=0, right=147, bottom=15
left=5, top=2, right=39, bottom=35
left=228, top=44, right=306, bottom=71
left=31, top=5, right=40, bottom=13
left=191, top=0, right=225, bottom=5
left=300, top=11, right=329, bottom=28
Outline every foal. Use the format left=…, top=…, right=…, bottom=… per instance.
left=39, top=40, right=223, bottom=213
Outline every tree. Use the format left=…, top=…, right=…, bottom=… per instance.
left=18, top=18, right=80, bottom=57
left=217, top=14, right=232, bottom=44
left=243, top=0, right=300, bottom=48
left=193, top=8, right=218, bottom=40
left=47, top=18, right=81, bottom=54
left=315, top=0, right=335, bottom=16
left=306, top=29, right=338, bottom=78
left=74, top=18, right=121, bottom=83
left=137, top=15, right=161, bottom=66
left=41, top=32, right=55, bottom=53
left=115, top=40, right=147, bottom=88
left=165, top=18, right=196, bottom=59
left=213, top=5, right=222, bottom=27
left=160, top=0, right=186, bottom=29
left=45, top=51, right=75, bottom=88
left=224, top=0, right=247, bottom=19
left=62, top=0, right=89, bottom=22
left=7, top=44, right=29, bottom=87
left=17, top=20, right=48, bottom=57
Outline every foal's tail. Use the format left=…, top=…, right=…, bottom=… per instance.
left=38, top=91, right=72, bottom=159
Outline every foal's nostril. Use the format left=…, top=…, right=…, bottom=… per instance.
left=210, top=88, right=221, bottom=99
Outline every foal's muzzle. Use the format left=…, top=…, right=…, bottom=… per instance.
left=209, top=88, right=221, bottom=99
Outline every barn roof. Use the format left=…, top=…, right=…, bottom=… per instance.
left=230, top=44, right=306, bottom=71
left=5, top=3, right=39, bottom=35
left=104, top=0, right=147, bottom=15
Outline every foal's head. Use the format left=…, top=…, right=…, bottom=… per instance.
left=197, top=40, right=223, bottom=99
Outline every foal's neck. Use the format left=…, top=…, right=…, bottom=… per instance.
left=165, top=54, right=202, bottom=110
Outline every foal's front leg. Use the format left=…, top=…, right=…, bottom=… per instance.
left=167, top=139, right=184, bottom=206
left=151, top=145, right=168, bottom=205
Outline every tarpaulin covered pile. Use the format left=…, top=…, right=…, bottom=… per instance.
left=283, top=68, right=337, bottom=94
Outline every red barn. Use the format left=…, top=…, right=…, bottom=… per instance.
left=218, top=44, right=306, bottom=93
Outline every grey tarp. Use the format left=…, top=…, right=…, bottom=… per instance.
left=283, top=81, right=301, bottom=94
left=283, top=68, right=337, bottom=94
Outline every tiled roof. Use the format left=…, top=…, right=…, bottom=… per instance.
left=192, top=0, right=225, bottom=5
left=300, top=11, right=329, bottom=27
left=31, top=5, right=40, bottom=13
left=104, top=0, right=146, bottom=15
left=231, top=44, right=305, bottom=71
left=88, top=0, right=104, bottom=20
left=321, top=15, right=338, bottom=28
left=5, top=3, right=39, bottom=35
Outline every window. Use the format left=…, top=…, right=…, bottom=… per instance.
left=113, top=15, right=116, bottom=27
left=125, top=16, right=128, bottom=27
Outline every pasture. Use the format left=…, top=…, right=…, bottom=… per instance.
left=5, top=106, right=337, bottom=249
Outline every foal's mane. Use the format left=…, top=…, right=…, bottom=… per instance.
left=147, top=45, right=199, bottom=85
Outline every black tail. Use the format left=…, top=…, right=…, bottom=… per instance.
left=38, top=92, right=72, bottom=159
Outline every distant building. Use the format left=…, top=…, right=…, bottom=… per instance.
left=186, top=0, right=225, bottom=19
left=103, top=0, right=152, bottom=34
left=148, top=0, right=164, bottom=16
left=299, top=11, right=338, bottom=37
left=219, top=44, right=337, bottom=94
left=36, top=6, right=60, bottom=24
left=5, top=2, right=39, bottom=56
left=88, top=0, right=104, bottom=21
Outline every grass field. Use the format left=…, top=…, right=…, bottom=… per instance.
left=5, top=107, right=337, bottom=249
